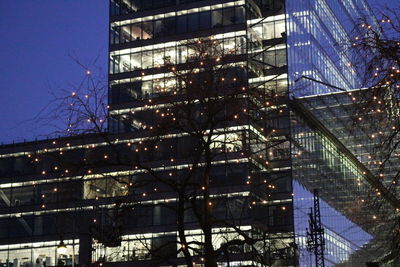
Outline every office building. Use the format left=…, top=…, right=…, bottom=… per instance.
left=0, top=0, right=396, bottom=266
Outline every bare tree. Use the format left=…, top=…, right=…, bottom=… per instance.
left=36, top=37, right=293, bottom=267
left=350, top=6, right=400, bottom=170
left=288, top=7, right=400, bottom=265
left=345, top=7, right=400, bottom=265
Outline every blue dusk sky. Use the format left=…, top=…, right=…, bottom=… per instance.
left=0, top=1, right=108, bottom=144
left=0, top=0, right=393, bottom=144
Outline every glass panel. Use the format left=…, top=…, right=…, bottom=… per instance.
left=120, top=54, right=131, bottom=72
left=0, top=188, right=11, bottom=208
left=275, top=20, right=286, bottom=38
left=164, top=77, right=176, bottom=93
left=130, top=53, right=141, bottom=70
left=110, top=55, right=120, bottom=74
left=12, top=186, right=34, bottom=206
left=110, top=83, right=120, bottom=104
left=153, top=49, right=165, bottom=67
left=263, top=21, right=275, bottom=39
left=177, top=46, right=187, bottom=64
left=176, top=15, right=188, bottom=34
left=110, top=26, right=120, bottom=44
left=265, top=50, right=276, bottom=68
left=132, top=81, right=142, bottom=99
left=141, top=21, right=153, bottom=39
left=224, top=37, right=236, bottom=54
left=187, top=13, right=199, bottom=32
left=276, top=49, right=286, bottom=67
left=164, top=47, right=176, bottom=64
left=142, top=81, right=152, bottom=98
left=199, top=11, right=211, bottom=30
left=121, top=25, right=131, bottom=43
left=235, top=6, right=245, bottom=24
left=187, top=46, right=197, bottom=62
left=153, top=78, right=164, bottom=95
left=0, top=158, right=14, bottom=176
left=211, top=9, right=223, bottom=28
left=153, top=0, right=168, bottom=9
left=119, top=0, right=131, bottom=14
left=142, top=0, right=153, bottom=10
left=222, top=7, right=235, bottom=26
left=110, top=0, right=120, bottom=16
left=163, top=17, right=176, bottom=35
left=131, top=0, right=142, bottom=11
left=142, top=51, right=153, bottom=69
left=154, top=20, right=163, bottom=38
left=237, top=36, right=246, bottom=54
left=131, top=23, right=142, bottom=40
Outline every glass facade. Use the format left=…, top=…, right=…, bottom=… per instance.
left=109, top=34, right=247, bottom=74
left=293, top=181, right=372, bottom=266
left=0, top=240, right=78, bottom=267
left=290, top=107, right=376, bottom=266
left=295, top=90, right=400, bottom=266
left=286, top=0, right=374, bottom=97
left=110, top=4, right=245, bottom=44
left=110, top=0, right=206, bottom=16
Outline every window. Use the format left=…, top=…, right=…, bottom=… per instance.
left=153, top=49, right=165, bottom=67
left=142, top=51, right=153, bottom=69
left=276, top=48, right=286, bottom=67
left=131, top=23, right=142, bottom=40
left=154, top=20, right=163, bottom=37
left=112, top=5, right=246, bottom=44
left=212, top=9, right=223, bottom=28
left=142, top=0, right=153, bottom=10
left=131, top=0, right=142, bottom=11
left=177, top=46, right=187, bottom=64
left=141, top=21, right=153, bottom=39
left=235, top=6, right=245, bottom=24
left=110, top=55, right=120, bottom=74
left=263, top=20, right=286, bottom=39
left=130, top=53, right=141, bottom=70
left=163, top=17, right=176, bottom=35
left=120, top=54, right=131, bottom=72
left=223, top=7, right=235, bottom=25
left=121, top=25, right=131, bottom=43
left=153, top=0, right=171, bottom=9
left=199, top=11, right=211, bottom=30
left=223, top=37, right=236, bottom=54
left=110, top=26, right=120, bottom=44
left=110, top=0, right=120, bottom=16
left=176, top=15, right=188, bottom=34
left=142, top=81, right=152, bottom=98
left=236, top=36, right=246, bottom=54
left=164, top=47, right=176, bottom=64
left=187, top=13, right=199, bottom=32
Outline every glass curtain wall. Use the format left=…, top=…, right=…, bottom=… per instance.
left=0, top=240, right=78, bottom=267
left=106, top=0, right=298, bottom=265
left=110, top=5, right=245, bottom=44
left=286, top=0, right=374, bottom=97
left=291, top=111, right=375, bottom=266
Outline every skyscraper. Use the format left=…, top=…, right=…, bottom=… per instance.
left=0, top=0, right=394, bottom=266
